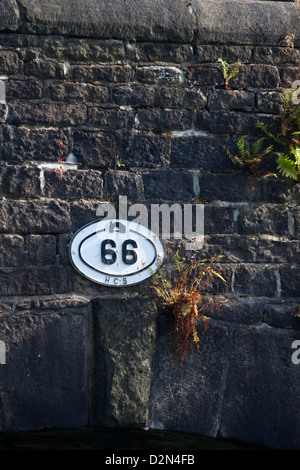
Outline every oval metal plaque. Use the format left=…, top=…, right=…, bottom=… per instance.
left=69, top=219, right=164, bottom=286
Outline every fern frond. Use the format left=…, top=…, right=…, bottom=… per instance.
left=276, top=153, right=298, bottom=180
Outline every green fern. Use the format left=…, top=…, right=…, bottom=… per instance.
left=276, top=146, right=300, bottom=181
left=225, top=136, right=273, bottom=177
left=256, top=88, right=300, bottom=182
left=217, top=58, right=239, bottom=89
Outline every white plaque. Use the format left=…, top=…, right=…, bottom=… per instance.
left=69, top=218, right=164, bottom=286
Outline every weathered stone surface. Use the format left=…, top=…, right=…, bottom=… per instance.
left=207, top=89, right=255, bottom=112
left=0, top=307, right=89, bottom=431
left=230, top=65, right=280, bottom=89
left=131, top=43, right=193, bottom=63
left=143, top=169, right=194, bottom=203
left=195, top=111, right=280, bottom=135
left=69, top=64, right=134, bottom=84
left=186, top=66, right=223, bottom=87
left=234, top=264, right=277, bottom=297
left=91, top=296, right=157, bottom=427
left=0, top=0, right=20, bottom=32
left=90, top=107, right=135, bottom=130
left=72, top=131, right=119, bottom=168
left=48, top=82, right=109, bottom=104
left=253, top=46, right=300, bottom=65
left=27, top=235, right=57, bottom=266
left=198, top=173, right=262, bottom=203
left=280, top=267, right=300, bottom=298
left=105, top=170, right=140, bottom=202
left=0, top=125, right=71, bottom=163
left=195, top=44, right=252, bottom=64
left=43, top=38, right=125, bottom=62
left=43, top=168, right=104, bottom=200
left=6, top=79, right=44, bottom=101
left=122, top=133, right=165, bottom=169
left=24, top=59, right=64, bottom=79
left=0, top=50, right=19, bottom=74
left=236, top=204, right=290, bottom=236
left=0, top=235, right=24, bottom=267
left=170, top=135, right=236, bottom=171
left=219, top=323, right=300, bottom=450
left=0, top=199, right=71, bottom=234
left=137, top=108, right=192, bottom=131
left=193, top=0, right=300, bottom=47
left=8, top=102, right=87, bottom=126
left=18, top=0, right=194, bottom=42
left=0, top=165, right=40, bottom=198
left=0, top=266, right=70, bottom=296
left=148, top=319, right=231, bottom=436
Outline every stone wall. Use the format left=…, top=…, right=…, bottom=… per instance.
left=0, top=0, right=299, bottom=450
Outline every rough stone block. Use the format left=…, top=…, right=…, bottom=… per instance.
left=0, top=125, right=71, bottom=164
left=8, top=102, right=87, bottom=126
left=170, top=135, right=236, bottom=171
left=154, top=86, right=207, bottom=109
left=219, top=323, right=300, bottom=450
left=149, top=319, right=231, bottom=436
left=48, top=82, right=109, bottom=104
left=0, top=199, right=71, bottom=234
left=43, top=37, right=125, bottom=62
left=207, top=89, right=255, bottom=112
left=186, top=66, right=223, bottom=86
left=43, top=168, right=104, bottom=200
left=230, top=65, right=280, bottom=89
left=122, top=133, right=165, bottom=169
left=198, top=173, right=262, bottom=203
left=143, top=169, right=194, bottom=203
left=0, top=50, right=19, bottom=74
left=0, top=165, right=41, bottom=198
left=280, top=267, right=300, bottom=298
left=0, top=306, right=89, bottom=431
left=0, top=0, right=19, bottom=32
left=234, top=264, right=277, bottom=296
left=18, top=0, right=194, bottom=43
left=0, top=266, right=70, bottom=296
left=105, top=170, right=140, bottom=202
left=69, top=64, right=134, bottom=83
left=71, top=201, right=102, bottom=232
left=253, top=46, right=300, bottom=65
left=112, top=84, right=156, bottom=108
left=72, top=131, right=119, bottom=168
left=90, top=107, right=135, bottom=129
left=204, top=206, right=235, bottom=235
left=136, top=66, right=183, bottom=84
left=132, top=43, right=192, bottom=63
left=24, top=59, right=64, bottom=79
left=256, top=91, right=283, bottom=114
left=26, top=235, right=57, bottom=266
left=236, top=204, right=290, bottom=236
left=0, top=234, right=24, bottom=267
left=91, top=296, right=157, bottom=427
left=195, top=44, right=252, bottom=64
left=137, top=108, right=192, bottom=131
left=279, top=66, right=300, bottom=88
left=195, top=111, right=280, bottom=135
left=6, top=79, right=44, bottom=101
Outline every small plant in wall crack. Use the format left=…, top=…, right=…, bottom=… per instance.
left=257, top=88, right=300, bottom=182
left=151, top=252, right=229, bottom=363
left=224, top=136, right=275, bottom=189
left=217, top=58, right=240, bottom=91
